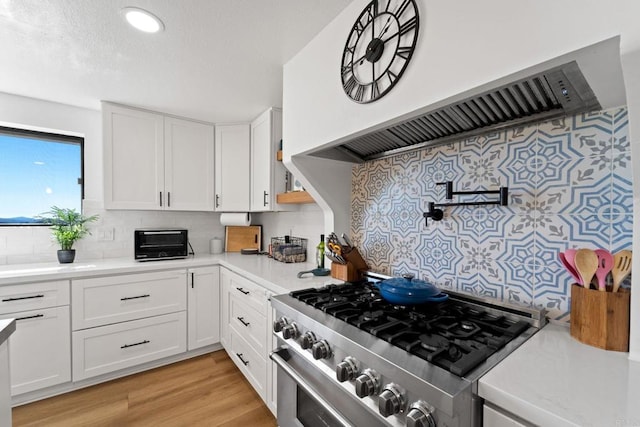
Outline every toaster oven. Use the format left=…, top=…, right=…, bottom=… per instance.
left=134, top=229, right=188, bottom=261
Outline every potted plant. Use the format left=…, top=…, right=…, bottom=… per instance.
left=40, top=206, right=99, bottom=263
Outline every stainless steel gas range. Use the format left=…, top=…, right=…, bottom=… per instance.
left=270, top=273, right=546, bottom=427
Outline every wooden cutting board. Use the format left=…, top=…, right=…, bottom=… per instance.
left=225, top=226, right=261, bottom=252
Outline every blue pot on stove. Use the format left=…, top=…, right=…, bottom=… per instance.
left=376, top=274, right=448, bottom=305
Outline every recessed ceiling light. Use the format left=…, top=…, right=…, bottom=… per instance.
left=122, top=7, right=164, bottom=33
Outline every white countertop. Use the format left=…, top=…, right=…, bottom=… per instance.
left=0, top=253, right=341, bottom=295
left=479, top=323, right=640, bottom=427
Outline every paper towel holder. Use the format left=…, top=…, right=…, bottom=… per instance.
left=220, top=212, right=252, bottom=227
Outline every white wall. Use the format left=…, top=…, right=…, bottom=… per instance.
left=253, top=203, right=324, bottom=263
left=282, top=0, right=640, bottom=358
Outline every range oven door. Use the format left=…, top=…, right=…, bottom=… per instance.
left=271, top=346, right=385, bottom=427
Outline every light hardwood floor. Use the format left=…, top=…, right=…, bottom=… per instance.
left=12, top=350, right=277, bottom=427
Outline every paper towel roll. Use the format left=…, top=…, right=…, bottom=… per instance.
left=220, top=212, right=252, bottom=226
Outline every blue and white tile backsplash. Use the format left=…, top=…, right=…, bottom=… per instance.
left=351, top=107, right=633, bottom=320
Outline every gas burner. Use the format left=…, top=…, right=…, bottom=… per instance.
left=289, top=281, right=533, bottom=377
left=460, top=321, right=475, bottom=331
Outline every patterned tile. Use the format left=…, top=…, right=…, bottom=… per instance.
left=351, top=107, right=631, bottom=323
left=415, top=228, right=462, bottom=281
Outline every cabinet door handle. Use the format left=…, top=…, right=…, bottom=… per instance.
left=168, top=192, right=171, bottom=207
left=237, top=316, right=250, bottom=327
left=236, top=352, right=249, bottom=366
left=121, top=340, right=150, bottom=349
left=160, top=191, right=163, bottom=207
left=263, top=190, right=268, bottom=207
left=236, top=287, right=250, bottom=295
left=2, top=294, right=44, bottom=302
left=191, top=272, right=195, bottom=289
left=15, top=314, right=44, bottom=321
left=120, top=294, right=150, bottom=301
left=215, top=194, right=220, bottom=208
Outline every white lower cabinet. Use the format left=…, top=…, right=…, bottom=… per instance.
left=72, top=312, right=186, bottom=381
left=0, top=280, right=71, bottom=397
left=0, top=306, right=71, bottom=396
left=71, top=270, right=189, bottom=382
left=187, top=266, right=220, bottom=350
left=220, top=267, right=275, bottom=410
left=72, top=270, right=187, bottom=330
left=229, top=328, right=267, bottom=399
left=483, top=404, right=530, bottom=426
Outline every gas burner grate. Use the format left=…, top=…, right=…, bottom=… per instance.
left=290, top=281, right=531, bottom=377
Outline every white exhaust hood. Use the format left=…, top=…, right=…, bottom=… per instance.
left=309, top=37, right=625, bottom=163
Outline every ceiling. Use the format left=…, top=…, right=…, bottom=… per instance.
left=0, top=0, right=352, bottom=123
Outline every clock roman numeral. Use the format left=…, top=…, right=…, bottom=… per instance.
left=344, top=75, right=358, bottom=94
left=341, top=64, right=353, bottom=78
left=396, top=0, right=412, bottom=17
left=354, top=84, right=366, bottom=102
left=397, top=46, right=413, bottom=60
left=353, top=20, right=365, bottom=36
left=371, top=81, right=381, bottom=99
left=399, top=15, right=417, bottom=36
left=385, top=70, right=398, bottom=85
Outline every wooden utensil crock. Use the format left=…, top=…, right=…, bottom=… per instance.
left=570, top=284, right=630, bottom=352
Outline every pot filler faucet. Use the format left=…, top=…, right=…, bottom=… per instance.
left=423, top=181, right=509, bottom=225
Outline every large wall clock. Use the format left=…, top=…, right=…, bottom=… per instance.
left=341, top=0, right=419, bottom=103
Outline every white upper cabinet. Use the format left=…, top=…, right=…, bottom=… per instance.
left=214, top=124, right=250, bottom=211
left=165, top=117, right=214, bottom=211
left=104, top=103, right=164, bottom=210
left=250, top=108, right=287, bottom=212
left=104, top=103, right=214, bottom=211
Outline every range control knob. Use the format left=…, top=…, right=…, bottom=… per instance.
left=281, top=322, right=299, bottom=340
left=336, top=356, right=358, bottom=382
left=378, top=383, right=406, bottom=418
left=354, top=369, right=380, bottom=398
left=300, top=331, right=317, bottom=349
left=406, top=401, right=436, bottom=427
left=273, top=317, right=289, bottom=333
left=311, top=340, right=331, bottom=360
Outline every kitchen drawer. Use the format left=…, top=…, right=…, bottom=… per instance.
left=483, top=405, right=530, bottom=427
left=229, top=292, right=267, bottom=355
left=0, top=280, right=69, bottom=315
left=1, top=306, right=71, bottom=396
left=72, top=270, right=187, bottom=330
left=224, top=269, right=267, bottom=316
left=72, top=311, right=187, bottom=381
left=228, top=329, right=267, bottom=400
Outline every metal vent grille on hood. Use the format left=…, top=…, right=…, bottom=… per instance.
left=332, top=61, right=599, bottom=162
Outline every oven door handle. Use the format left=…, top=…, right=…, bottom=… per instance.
left=270, top=346, right=354, bottom=427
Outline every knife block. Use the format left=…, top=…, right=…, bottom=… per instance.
left=330, top=248, right=368, bottom=282
left=570, top=284, right=630, bottom=352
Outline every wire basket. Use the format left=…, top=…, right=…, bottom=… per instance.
left=271, top=236, right=307, bottom=263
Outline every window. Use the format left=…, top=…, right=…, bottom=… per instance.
left=0, top=126, right=84, bottom=225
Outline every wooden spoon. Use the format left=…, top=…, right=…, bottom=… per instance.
left=594, top=249, right=614, bottom=291
left=573, top=249, right=599, bottom=290
left=612, top=250, right=632, bottom=293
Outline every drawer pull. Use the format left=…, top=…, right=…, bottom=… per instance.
left=236, top=287, right=250, bottom=295
left=236, top=352, right=249, bottom=366
left=15, top=314, right=44, bottom=321
left=2, top=294, right=45, bottom=302
left=121, top=339, right=150, bottom=349
left=237, top=316, right=250, bottom=327
left=120, top=294, right=151, bottom=301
